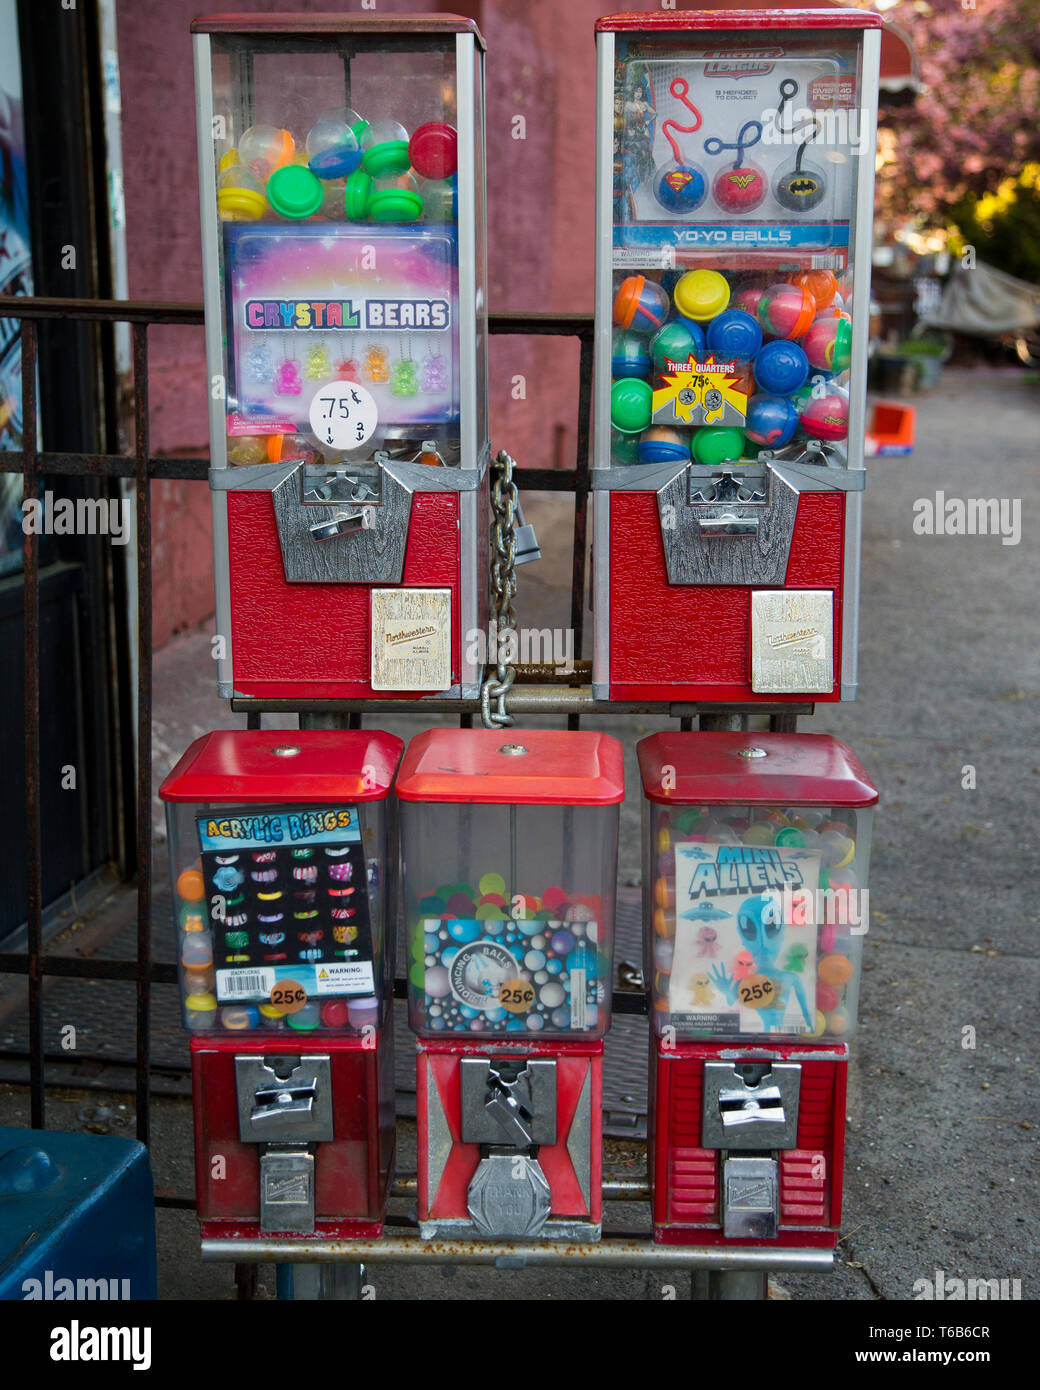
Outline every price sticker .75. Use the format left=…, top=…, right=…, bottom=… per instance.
left=308, top=379, right=379, bottom=450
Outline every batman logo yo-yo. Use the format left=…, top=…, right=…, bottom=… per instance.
left=774, top=163, right=827, bottom=212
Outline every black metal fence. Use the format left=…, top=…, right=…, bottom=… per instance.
left=0, top=296, right=595, bottom=1150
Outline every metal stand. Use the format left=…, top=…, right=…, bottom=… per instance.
left=276, top=1262, right=367, bottom=1300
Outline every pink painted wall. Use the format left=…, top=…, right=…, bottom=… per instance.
left=115, top=0, right=610, bottom=645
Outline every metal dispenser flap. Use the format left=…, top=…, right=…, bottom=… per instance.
left=235, top=1055, right=334, bottom=1144
left=259, top=1148, right=316, bottom=1235
left=271, top=461, right=412, bottom=583
left=459, top=1056, right=557, bottom=1147
left=722, top=1156, right=779, bottom=1240
left=656, top=464, right=798, bottom=586
left=702, top=1061, right=801, bottom=1150
left=467, top=1152, right=553, bottom=1239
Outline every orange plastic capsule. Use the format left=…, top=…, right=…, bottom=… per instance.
left=177, top=867, right=205, bottom=903
left=654, top=877, right=675, bottom=910
left=653, top=907, right=674, bottom=938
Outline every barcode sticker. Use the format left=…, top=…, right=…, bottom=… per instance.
left=570, top=969, right=586, bottom=1031
left=216, top=968, right=275, bottom=1000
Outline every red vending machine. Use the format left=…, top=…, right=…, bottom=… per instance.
left=159, top=730, right=402, bottom=1240
left=592, top=11, right=881, bottom=702
left=396, top=730, right=624, bottom=1241
left=191, top=14, right=489, bottom=701
left=638, top=732, right=877, bottom=1248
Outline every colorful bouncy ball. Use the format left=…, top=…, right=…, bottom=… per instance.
left=732, top=285, right=766, bottom=319
left=673, top=268, right=730, bottom=322
left=610, top=377, right=653, bottom=433
left=798, top=385, right=849, bottom=441
left=705, top=309, right=762, bottom=363
left=790, top=268, right=839, bottom=311
left=756, top=282, right=817, bottom=340
left=744, top=393, right=799, bottom=449
left=653, top=160, right=708, bottom=214
left=802, top=316, right=853, bottom=373
left=613, top=276, right=671, bottom=334
left=691, top=426, right=745, bottom=466
left=753, top=339, right=809, bottom=395
left=638, top=426, right=690, bottom=464
left=612, top=329, right=652, bottom=379
left=650, top=320, right=703, bottom=374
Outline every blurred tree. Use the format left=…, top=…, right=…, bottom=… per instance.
left=878, top=0, right=1040, bottom=278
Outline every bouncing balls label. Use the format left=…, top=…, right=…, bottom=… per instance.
left=448, top=941, right=518, bottom=1010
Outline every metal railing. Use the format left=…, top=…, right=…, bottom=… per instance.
left=0, top=296, right=599, bottom=1147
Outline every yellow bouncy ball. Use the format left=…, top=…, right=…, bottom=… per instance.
left=657, top=826, right=671, bottom=852
left=673, top=268, right=730, bottom=322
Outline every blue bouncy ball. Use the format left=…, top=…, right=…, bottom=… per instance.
left=611, top=329, right=652, bottom=380
left=673, top=317, right=707, bottom=356
left=637, top=426, right=690, bottom=464
left=745, top=393, right=800, bottom=448
left=706, top=309, right=763, bottom=364
left=653, top=160, right=708, bottom=214
left=753, top=339, right=810, bottom=396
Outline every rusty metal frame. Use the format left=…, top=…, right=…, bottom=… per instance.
left=0, top=296, right=606, bottom=1149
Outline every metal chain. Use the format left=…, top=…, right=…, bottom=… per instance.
left=482, top=448, right=519, bottom=727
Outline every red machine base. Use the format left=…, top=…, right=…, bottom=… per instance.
left=650, top=1039, right=848, bottom=1249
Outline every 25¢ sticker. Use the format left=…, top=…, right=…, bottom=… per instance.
left=270, top=979, right=308, bottom=1014
left=499, top=978, right=535, bottom=1014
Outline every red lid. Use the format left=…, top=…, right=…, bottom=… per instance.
left=408, top=122, right=458, bottom=181
left=637, top=732, right=878, bottom=807
left=596, top=9, right=883, bottom=32
left=159, top=730, right=403, bottom=804
left=395, top=729, right=625, bottom=806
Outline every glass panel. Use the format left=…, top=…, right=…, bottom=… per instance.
left=646, top=798, right=871, bottom=1041
left=166, top=797, right=391, bottom=1036
left=402, top=801, right=618, bottom=1038
left=207, top=34, right=464, bottom=469
left=608, top=32, right=864, bottom=470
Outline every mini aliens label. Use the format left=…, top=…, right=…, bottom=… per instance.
left=669, top=841, right=820, bottom=1034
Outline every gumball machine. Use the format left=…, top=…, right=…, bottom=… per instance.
left=396, top=730, right=624, bottom=1241
left=191, top=14, right=489, bottom=700
left=158, top=730, right=402, bottom=1240
left=637, top=732, right=878, bottom=1249
left=593, top=11, right=882, bottom=701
